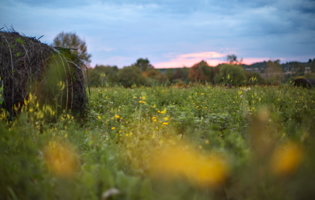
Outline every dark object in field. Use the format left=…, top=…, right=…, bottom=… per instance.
left=293, top=78, right=315, bottom=89
left=0, top=28, right=88, bottom=119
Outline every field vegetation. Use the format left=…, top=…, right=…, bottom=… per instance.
left=1, top=85, right=315, bottom=200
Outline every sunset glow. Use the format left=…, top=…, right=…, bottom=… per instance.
left=154, top=52, right=270, bottom=68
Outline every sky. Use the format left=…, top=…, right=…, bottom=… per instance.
left=1, top=0, right=315, bottom=68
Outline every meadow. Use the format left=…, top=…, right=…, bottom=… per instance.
left=1, top=85, right=315, bottom=200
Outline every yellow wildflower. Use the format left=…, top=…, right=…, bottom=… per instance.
left=270, top=141, right=303, bottom=176
left=149, top=143, right=229, bottom=188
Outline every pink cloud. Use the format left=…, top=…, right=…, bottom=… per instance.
left=180, top=52, right=225, bottom=59
left=154, top=52, right=273, bottom=68
left=154, top=51, right=226, bottom=68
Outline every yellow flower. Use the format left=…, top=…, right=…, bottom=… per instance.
left=201, top=93, right=205, bottom=95
left=149, top=144, right=229, bottom=188
left=162, top=122, right=168, bottom=125
left=97, top=115, right=101, bottom=120
left=111, top=127, right=116, bottom=130
left=160, top=108, right=167, bottom=114
left=270, top=141, right=303, bottom=176
left=44, top=141, right=79, bottom=177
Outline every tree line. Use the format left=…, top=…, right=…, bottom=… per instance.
left=87, top=58, right=265, bottom=87
left=52, top=32, right=315, bottom=87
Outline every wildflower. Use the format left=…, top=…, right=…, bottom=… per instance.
left=111, top=127, right=116, bottom=130
left=162, top=122, right=168, bottom=125
left=160, top=108, right=167, bottom=114
left=139, top=100, right=146, bottom=104
left=149, top=144, right=229, bottom=187
left=115, top=114, right=120, bottom=119
left=44, top=141, right=79, bottom=177
left=270, top=141, right=303, bottom=176
left=97, top=115, right=102, bottom=120
left=152, top=116, right=157, bottom=122
left=201, top=93, right=205, bottom=95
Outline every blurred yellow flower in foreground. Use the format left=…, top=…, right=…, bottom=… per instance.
left=149, top=144, right=229, bottom=188
left=44, top=141, right=79, bottom=177
left=270, top=141, right=303, bottom=176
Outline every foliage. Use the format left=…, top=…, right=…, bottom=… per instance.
left=143, top=68, right=167, bottom=85
left=118, top=65, right=147, bottom=87
left=214, top=64, right=247, bottom=86
left=52, top=32, right=92, bottom=65
left=170, top=67, right=190, bottom=84
left=88, top=65, right=119, bottom=87
left=246, top=71, right=265, bottom=85
left=188, top=60, right=215, bottom=83
left=263, top=60, right=283, bottom=84
left=1, top=85, right=315, bottom=199
left=133, top=58, right=154, bottom=72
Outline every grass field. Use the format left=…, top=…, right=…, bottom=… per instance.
left=1, top=85, right=315, bottom=200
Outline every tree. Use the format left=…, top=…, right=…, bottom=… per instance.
left=133, top=58, right=154, bottom=72
left=214, top=64, right=247, bottom=86
left=118, top=65, right=147, bottom=87
left=143, top=68, right=166, bottom=85
left=227, top=54, right=237, bottom=64
left=245, top=71, right=265, bottom=85
left=52, top=32, right=92, bottom=65
left=170, top=67, right=190, bottom=83
left=263, top=60, right=283, bottom=84
left=188, top=60, right=214, bottom=83
left=88, top=65, right=119, bottom=87
left=226, top=54, right=243, bottom=65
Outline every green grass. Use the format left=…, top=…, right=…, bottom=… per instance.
left=1, top=85, right=315, bottom=200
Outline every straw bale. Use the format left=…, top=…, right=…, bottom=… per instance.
left=0, top=29, right=88, bottom=119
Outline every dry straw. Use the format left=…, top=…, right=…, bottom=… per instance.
left=0, top=28, right=88, bottom=119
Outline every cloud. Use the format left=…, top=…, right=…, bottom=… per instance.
left=2, top=0, right=314, bottom=67
left=154, top=52, right=275, bottom=68
left=154, top=51, right=226, bottom=68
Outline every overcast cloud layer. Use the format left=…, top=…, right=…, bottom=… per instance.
left=1, top=0, right=314, bottom=67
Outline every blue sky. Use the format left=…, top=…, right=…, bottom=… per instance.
left=1, top=0, right=315, bottom=68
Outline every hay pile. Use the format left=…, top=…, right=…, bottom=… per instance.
left=0, top=29, right=88, bottom=119
left=293, top=78, right=315, bottom=89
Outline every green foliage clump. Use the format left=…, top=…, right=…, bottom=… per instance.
left=118, top=65, right=147, bottom=87
left=214, top=64, right=247, bottom=86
